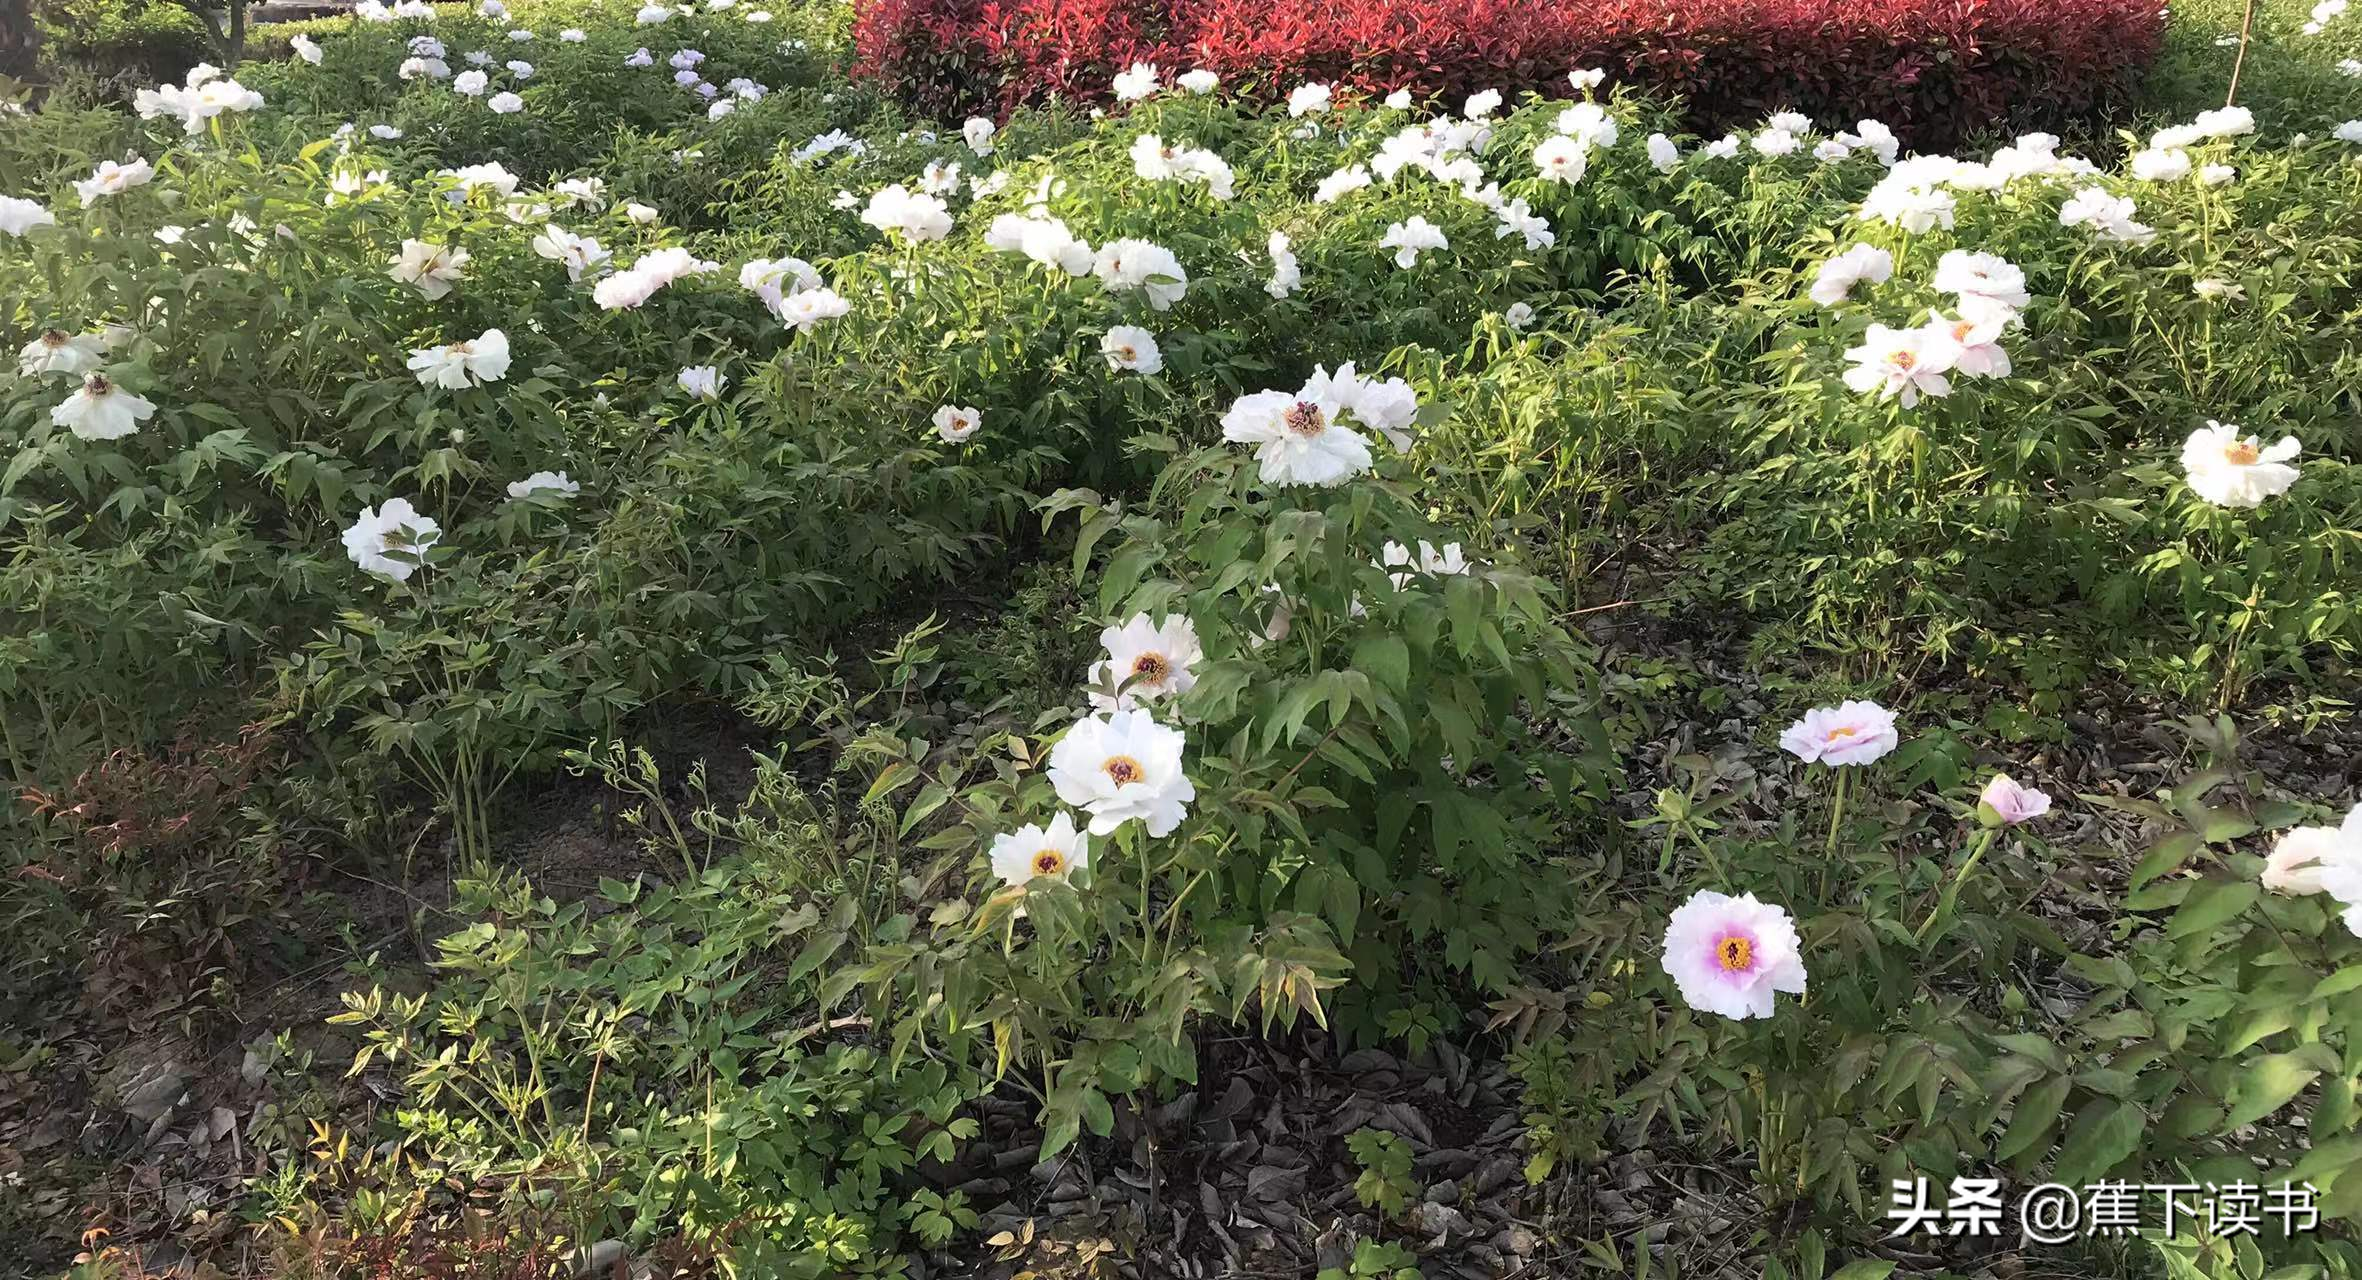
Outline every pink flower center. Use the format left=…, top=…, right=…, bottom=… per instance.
left=84, top=374, right=113, bottom=397
left=1130, top=652, right=1169, bottom=684
left=1102, top=754, right=1143, bottom=785
left=1283, top=401, right=1327, bottom=437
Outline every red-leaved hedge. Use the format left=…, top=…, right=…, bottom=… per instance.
left=852, top=0, right=2164, bottom=149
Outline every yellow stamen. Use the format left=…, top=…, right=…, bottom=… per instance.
left=1102, top=755, right=1143, bottom=785
left=1716, top=936, right=1754, bottom=972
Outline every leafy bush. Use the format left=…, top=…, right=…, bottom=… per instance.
left=332, top=754, right=988, bottom=1275
left=853, top=0, right=2166, bottom=149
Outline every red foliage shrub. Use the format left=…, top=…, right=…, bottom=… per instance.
left=853, top=0, right=2163, bottom=149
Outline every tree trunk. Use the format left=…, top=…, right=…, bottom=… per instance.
left=0, top=0, right=40, bottom=85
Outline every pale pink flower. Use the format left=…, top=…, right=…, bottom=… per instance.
left=1661, top=890, right=1808, bottom=1020
left=1778, top=701, right=1899, bottom=767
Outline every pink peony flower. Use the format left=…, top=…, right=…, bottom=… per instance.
left=1778, top=700, right=1899, bottom=767
left=1978, top=774, right=2053, bottom=826
left=1661, top=890, right=1808, bottom=1020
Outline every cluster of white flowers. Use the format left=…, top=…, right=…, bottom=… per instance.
left=1129, top=134, right=1236, bottom=199
left=993, top=611, right=1206, bottom=895
left=592, top=246, right=719, bottom=310
left=2127, top=106, right=2253, bottom=189
left=860, top=183, right=954, bottom=242
left=134, top=65, right=265, bottom=134
left=1836, top=249, right=2027, bottom=407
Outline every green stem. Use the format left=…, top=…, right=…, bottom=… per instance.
left=1914, top=827, right=1998, bottom=945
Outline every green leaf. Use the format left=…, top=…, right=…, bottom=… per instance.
left=1829, top=1264, right=1898, bottom=1280
left=2223, top=1054, right=2321, bottom=1129
left=1996, top=1074, right=2072, bottom=1162
left=1352, top=634, right=1409, bottom=693
left=2166, top=878, right=2258, bottom=939
left=2050, top=1098, right=2143, bottom=1184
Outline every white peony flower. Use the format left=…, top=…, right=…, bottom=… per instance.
left=1221, top=382, right=1371, bottom=488
left=932, top=404, right=982, bottom=443
left=1287, top=82, right=1332, bottom=117
left=1265, top=230, right=1301, bottom=300
left=439, top=161, right=520, bottom=204
left=507, top=470, right=579, bottom=499
left=1926, top=311, right=2012, bottom=379
left=405, top=328, right=512, bottom=389
left=1532, top=134, right=1589, bottom=184
left=530, top=225, right=610, bottom=281
left=963, top=116, right=996, bottom=155
left=591, top=246, right=717, bottom=309
left=1314, top=164, right=1373, bottom=204
left=1931, top=250, right=2030, bottom=311
left=1178, top=68, right=1218, bottom=94
left=388, top=238, right=469, bottom=299
left=1087, top=613, right=1202, bottom=710
left=2181, top=421, right=2300, bottom=508
left=18, top=329, right=111, bottom=377
left=1047, top=709, right=1195, bottom=837
left=1646, top=132, right=1680, bottom=173
left=50, top=373, right=155, bottom=441
left=985, top=213, right=1095, bottom=275
left=1100, top=325, right=1163, bottom=375
left=1381, top=540, right=1471, bottom=588
left=777, top=286, right=850, bottom=331
left=1303, top=362, right=1419, bottom=450
left=0, top=195, right=57, bottom=237
left=74, top=158, right=154, bottom=207
left=677, top=365, right=726, bottom=400
left=1113, top=61, right=1160, bottom=101
left=1807, top=244, right=1893, bottom=308
left=2267, top=808, right=2362, bottom=895
left=2058, top=187, right=2155, bottom=243
left=2130, top=148, right=2191, bottom=181
left=1556, top=102, right=1618, bottom=148
left=1842, top=324, right=1954, bottom=407
left=989, top=812, right=1091, bottom=888
left=1379, top=216, right=1447, bottom=269
left=1856, top=177, right=1956, bottom=233
left=342, top=497, right=442, bottom=581
left=1094, top=238, right=1189, bottom=310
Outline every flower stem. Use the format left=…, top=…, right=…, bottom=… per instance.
left=1915, top=827, right=1998, bottom=945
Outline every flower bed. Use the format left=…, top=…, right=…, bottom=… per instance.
left=854, top=0, right=2165, bottom=147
